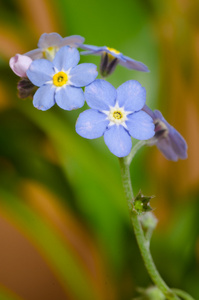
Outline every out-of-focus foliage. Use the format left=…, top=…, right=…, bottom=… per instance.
left=0, top=0, right=199, bottom=299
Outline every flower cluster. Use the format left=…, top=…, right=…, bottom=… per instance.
left=9, top=32, right=187, bottom=159
left=10, top=33, right=97, bottom=109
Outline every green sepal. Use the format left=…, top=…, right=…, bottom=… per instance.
left=134, top=286, right=166, bottom=300
left=133, top=190, right=153, bottom=214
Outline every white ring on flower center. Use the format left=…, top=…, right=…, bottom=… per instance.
left=102, top=102, right=132, bottom=128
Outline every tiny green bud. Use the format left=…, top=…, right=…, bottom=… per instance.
left=139, top=212, right=158, bottom=232
left=136, top=286, right=166, bottom=300
left=145, top=286, right=166, bottom=300
left=133, top=190, right=153, bottom=214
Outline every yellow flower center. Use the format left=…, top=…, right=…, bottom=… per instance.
left=53, top=71, right=68, bottom=87
left=107, top=47, right=120, bottom=55
left=113, top=111, right=123, bottom=119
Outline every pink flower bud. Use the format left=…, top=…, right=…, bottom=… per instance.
left=9, top=54, right=32, bottom=77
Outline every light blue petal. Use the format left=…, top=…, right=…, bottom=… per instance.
left=142, top=104, right=155, bottom=118
left=79, top=44, right=104, bottom=51
left=126, top=111, right=155, bottom=140
left=60, top=35, right=85, bottom=48
left=33, top=85, right=55, bottom=111
left=85, top=79, right=117, bottom=111
left=119, top=55, right=149, bottom=72
left=79, top=44, right=106, bottom=55
left=53, top=46, right=80, bottom=71
left=106, top=49, right=123, bottom=60
left=38, top=32, right=62, bottom=48
left=153, top=110, right=187, bottom=161
left=169, top=128, right=187, bottom=159
left=69, top=63, right=98, bottom=87
left=117, top=80, right=146, bottom=112
left=55, top=85, right=84, bottom=110
left=80, top=50, right=103, bottom=56
left=24, top=49, right=43, bottom=60
left=27, top=59, right=54, bottom=87
left=104, top=125, right=132, bottom=157
left=76, top=109, right=108, bottom=139
left=156, top=137, right=179, bottom=161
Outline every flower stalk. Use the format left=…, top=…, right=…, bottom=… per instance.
left=171, top=289, right=195, bottom=300
left=118, top=155, right=181, bottom=300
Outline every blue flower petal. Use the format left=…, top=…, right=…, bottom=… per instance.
left=143, top=108, right=187, bottom=161
left=80, top=50, right=103, bottom=56
left=80, top=44, right=106, bottom=55
left=27, top=59, right=54, bottom=87
left=142, top=104, right=154, bottom=118
left=60, top=35, right=85, bottom=48
left=104, top=125, right=132, bottom=157
left=55, top=85, right=84, bottom=110
left=85, top=79, right=117, bottom=111
left=156, top=137, right=179, bottom=161
left=126, top=111, right=155, bottom=140
left=153, top=110, right=188, bottom=161
left=79, top=44, right=148, bottom=72
left=169, top=128, right=187, bottom=159
left=119, top=55, right=149, bottom=72
left=69, top=63, right=98, bottom=87
left=79, top=44, right=102, bottom=51
left=79, top=44, right=105, bottom=51
left=38, top=33, right=62, bottom=48
left=153, top=110, right=187, bottom=159
left=76, top=109, right=108, bottom=139
left=153, top=109, right=164, bottom=120
left=33, top=85, right=55, bottom=111
left=24, top=49, right=43, bottom=60
left=106, top=49, right=123, bottom=60
left=53, top=46, right=80, bottom=71
left=117, top=80, right=146, bottom=112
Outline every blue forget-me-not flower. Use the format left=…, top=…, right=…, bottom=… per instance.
left=27, top=45, right=98, bottom=111
left=25, top=32, right=85, bottom=61
left=142, top=105, right=187, bottom=161
left=79, top=44, right=149, bottom=77
left=76, top=79, right=155, bottom=157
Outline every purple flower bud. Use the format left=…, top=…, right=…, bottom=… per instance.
left=17, top=78, right=37, bottom=99
left=9, top=54, right=32, bottom=77
left=143, top=105, right=188, bottom=161
left=100, top=52, right=119, bottom=77
left=79, top=44, right=149, bottom=77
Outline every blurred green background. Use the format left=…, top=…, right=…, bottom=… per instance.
left=0, top=0, right=199, bottom=299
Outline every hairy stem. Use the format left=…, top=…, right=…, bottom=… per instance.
left=118, top=156, right=180, bottom=300
left=126, top=140, right=146, bottom=165
left=172, top=289, right=195, bottom=300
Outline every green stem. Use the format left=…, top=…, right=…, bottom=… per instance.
left=172, top=289, right=195, bottom=300
left=126, top=140, right=146, bottom=165
left=118, top=157, right=180, bottom=300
